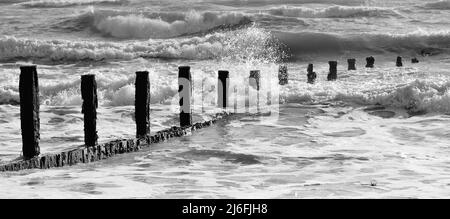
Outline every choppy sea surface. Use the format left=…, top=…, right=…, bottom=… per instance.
left=1, top=0, right=450, bottom=198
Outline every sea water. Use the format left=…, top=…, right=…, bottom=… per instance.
left=0, top=0, right=450, bottom=198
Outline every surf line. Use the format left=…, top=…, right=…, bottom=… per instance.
left=0, top=65, right=274, bottom=172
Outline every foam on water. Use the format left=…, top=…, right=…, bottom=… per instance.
left=0, top=25, right=284, bottom=62
left=16, top=0, right=128, bottom=8
left=266, top=5, right=402, bottom=18
left=88, top=10, right=252, bottom=39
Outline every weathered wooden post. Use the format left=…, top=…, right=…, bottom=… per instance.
left=327, top=61, right=337, bottom=81
left=396, top=56, right=403, bottom=67
left=249, top=70, right=261, bottom=90
left=278, top=65, right=288, bottom=85
left=218, top=70, right=229, bottom=109
left=19, top=65, right=40, bottom=159
left=307, top=63, right=317, bottom=84
left=347, top=58, right=356, bottom=70
left=81, top=74, right=98, bottom=146
left=179, top=66, right=192, bottom=127
left=412, top=57, right=419, bottom=63
left=366, top=56, right=375, bottom=68
left=135, top=71, right=150, bottom=138
left=249, top=70, right=261, bottom=112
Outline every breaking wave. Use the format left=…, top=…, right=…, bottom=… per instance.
left=2, top=28, right=450, bottom=63
left=16, top=0, right=128, bottom=8
left=280, top=78, right=450, bottom=115
left=266, top=5, right=402, bottom=18
left=60, top=9, right=253, bottom=39
left=0, top=26, right=284, bottom=62
left=421, top=1, right=450, bottom=10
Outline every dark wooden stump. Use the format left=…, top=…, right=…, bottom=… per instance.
left=249, top=70, right=261, bottom=112
left=179, top=66, right=192, bottom=127
left=19, top=65, right=40, bottom=159
left=306, top=63, right=317, bottom=84
left=366, top=56, right=375, bottom=68
left=278, top=65, right=288, bottom=85
left=396, top=56, right=403, bottom=67
left=327, top=61, right=337, bottom=81
left=81, top=74, right=98, bottom=146
left=412, top=57, right=419, bottom=63
left=218, top=70, right=229, bottom=109
left=135, top=71, right=150, bottom=138
left=347, top=58, right=356, bottom=70
left=249, top=70, right=260, bottom=90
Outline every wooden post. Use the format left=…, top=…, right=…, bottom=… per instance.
left=218, top=70, right=229, bottom=109
left=366, top=56, right=375, bottom=68
left=249, top=70, right=260, bottom=90
left=396, top=56, right=403, bottom=67
left=347, top=58, right=356, bottom=70
left=135, top=71, right=150, bottom=138
left=233, top=85, right=238, bottom=114
left=81, top=74, right=98, bottom=146
left=278, top=65, right=288, bottom=85
left=412, top=57, right=419, bottom=63
left=249, top=70, right=260, bottom=112
left=307, top=63, right=317, bottom=84
left=19, top=65, right=40, bottom=159
left=327, top=61, right=337, bottom=81
left=179, top=66, right=192, bottom=127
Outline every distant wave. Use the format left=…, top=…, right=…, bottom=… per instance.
left=16, top=0, right=128, bottom=8
left=266, top=5, right=402, bottom=18
left=276, top=30, right=450, bottom=58
left=421, top=1, right=450, bottom=10
left=59, top=9, right=253, bottom=39
left=0, top=0, right=27, bottom=4
left=0, top=26, right=283, bottom=62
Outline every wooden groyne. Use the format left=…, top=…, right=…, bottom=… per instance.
left=0, top=112, right=230, bottom=172
left=0, top=56, right=421, bottom=172
left=0, top=65, right=235, bottom=172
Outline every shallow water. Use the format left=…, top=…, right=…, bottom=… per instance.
left=1, top=104, right=450, bottom=198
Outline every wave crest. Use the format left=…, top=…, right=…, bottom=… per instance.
left=0, top=26, right=285, bottom=62
left=267, top=5, right=401, bottom=18
left=16, top=0, right=128, bottom=8
left=64, top=9, right=253, bottom=39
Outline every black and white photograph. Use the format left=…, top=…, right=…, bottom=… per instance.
left=0, top=0, right=449, bottom=203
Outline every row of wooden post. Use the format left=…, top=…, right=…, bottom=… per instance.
left=18, top=56, right=419, bottom=159
left=18, top=65, right=240, bottom=159
left=277, top=56, right=420, bottom=84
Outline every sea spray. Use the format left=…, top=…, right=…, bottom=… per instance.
left=0, top=25, right=287, bottom=63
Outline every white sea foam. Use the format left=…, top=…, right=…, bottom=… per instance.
left=16, top=0, right=128, bottom=8
left=267, top=5, right=401, bottom=18
left=61, top=9, right=253, bottom=39
left=0, top=26, right=282, bottom=62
